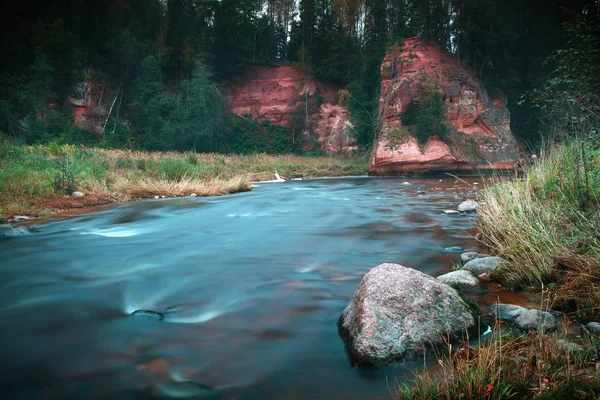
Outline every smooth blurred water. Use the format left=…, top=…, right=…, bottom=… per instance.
left=0, top=177, right=482, bottom=400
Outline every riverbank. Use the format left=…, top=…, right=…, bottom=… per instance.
left=397, top=141, right=600, bottom=399
left=0, top=142, right=368, bottom=219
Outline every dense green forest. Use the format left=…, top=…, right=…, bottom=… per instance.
left=0, top=0, right=598, bottom=153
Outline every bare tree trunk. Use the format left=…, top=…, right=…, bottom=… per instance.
left=99, top=84, right=105, bottom=107
left=101, top=81, right=122, bottom=136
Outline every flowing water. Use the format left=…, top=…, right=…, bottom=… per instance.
left=1, top=177, right=492, bottom=399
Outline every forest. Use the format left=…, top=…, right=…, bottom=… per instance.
left=0, top=0, right=598, bottom=153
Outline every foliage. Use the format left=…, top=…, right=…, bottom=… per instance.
left=529, top=12, right=600, bottom=142
left=414, top=79, right=449, bottom=144
left=0, top=0, right=598, bottom=152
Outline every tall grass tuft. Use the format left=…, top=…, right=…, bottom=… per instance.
left=477, top=141, right=600, bottom=319
left=396, top=330, right=600, bottom=399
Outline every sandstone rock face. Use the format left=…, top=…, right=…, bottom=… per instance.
left=370, top=37, right=519, bottom=175
left=338, top=263, right=474, bottom=365
left=228, top=65, right=355, bottom=154
left=69, top=79, right=111, bottom=133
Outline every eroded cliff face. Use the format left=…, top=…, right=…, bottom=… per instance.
left=370, top=37, right=519, bottom=175
left=228, top=65, right=355, bottom=154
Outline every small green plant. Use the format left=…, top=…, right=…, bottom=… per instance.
left=53, top=155, right=78, bottom=194
left=187, top=152, right=198, bottom=165
left=415, top=78, right=449, bottom=144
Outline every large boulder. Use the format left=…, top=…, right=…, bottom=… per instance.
left=369, top=37, right=519, bottom=175
left=338, top=263, right=475, bottom=365
left=462, top=256, right=506, bottom=275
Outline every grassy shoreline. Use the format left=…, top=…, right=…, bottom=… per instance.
left=398, top=141, right=600, bottom=399
left=0, top=143, right=368, bottom=219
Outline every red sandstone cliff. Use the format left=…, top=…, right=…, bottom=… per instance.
left=227, top=65, right=355, bottom=154
left=370, top=37, right=519, bottom=175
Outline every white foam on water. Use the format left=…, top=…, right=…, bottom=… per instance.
left=81, top=227, right=154, bottom=238
left=164, top=298, right=240, bottom=324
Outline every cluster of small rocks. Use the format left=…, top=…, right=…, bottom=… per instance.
left=436, top=251, right=506, bottom=289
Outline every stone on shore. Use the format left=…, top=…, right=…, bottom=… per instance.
left=458, top=200, right=479, bottom=212
left=71, top=191, right=85, bottom=198
left=338, top=263, right=474, bottom=365
left=586, top=322, right=600, bottom=334
left=489, top=304, right=527, bottom=322
left=462, top=256, right=506, bottom=275
left=437, top=270, right=480, bottom=289
left=460, top=252, right=487, bottom=264
left=514, top=309, right=557, bottom=332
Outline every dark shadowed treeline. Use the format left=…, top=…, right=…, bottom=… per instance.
left=0, top=0, right=598, bottom=153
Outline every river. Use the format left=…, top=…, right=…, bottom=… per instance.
left=1, top=177, right=487, bottom=399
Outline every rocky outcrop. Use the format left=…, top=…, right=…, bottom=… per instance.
left=227, top=65, right=355, bottom=154
left=68, top=79, right=111, bottom=133
left=338, top=263, right=474, bottom=365
left=370, top=37, right=519, bottom=175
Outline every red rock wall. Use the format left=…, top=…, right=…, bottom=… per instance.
left=227, top=65, right=355, bottom=154
left=370, top=37, right=519, bottom=175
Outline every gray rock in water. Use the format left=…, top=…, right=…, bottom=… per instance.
left=71, top=191, right=85, bottom=198
left=458, top=200, right=479, bottom=212
left=586, top=322, right=600, bottom=334
left=416, top=190, right=426, bottom=195
left=444, top=246, right=464, bottom=253
left=437, top=270, right=480, bottom=289
left=514, top=309, right=557, bottom=332
left=460, top=252, right=486, bottom=264
left=338, top=263, right=474, bottom=365
left=4, top=226, right=37, bottom=237
left=490, top=304, right=527, bottom=322
left=443, top=210, right=460, bottom=215
left=462, top=256, right=506, bottom=275
left=131, top=309, right=164, bottom=321
left=9, top=215, right=34, bottom=223
left=401, top=182, right=411, bottom=186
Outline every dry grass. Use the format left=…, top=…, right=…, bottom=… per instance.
left=397, top=330, right=600, bottom=399
left=112, top=175, right=252, bottom=198
left=476, top=142, right=600, bottom=319
left=0, top=143, right=368, bottom=218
